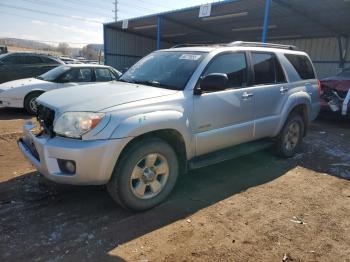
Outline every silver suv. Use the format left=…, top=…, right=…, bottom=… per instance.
left=18, top=42, right=320, bottom=210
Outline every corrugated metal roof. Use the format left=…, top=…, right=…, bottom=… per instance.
left=105, top=0, right=350, bottom=44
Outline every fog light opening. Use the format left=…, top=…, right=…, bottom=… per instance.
left=57, top=159, right=76, bottom=174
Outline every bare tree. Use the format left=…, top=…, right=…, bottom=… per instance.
left=57, top=42, right=70, bottom=56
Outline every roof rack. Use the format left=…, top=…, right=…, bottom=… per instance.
left=171, top=43, right=214, bottom=48
left=228, top=41, right=298, bottom=50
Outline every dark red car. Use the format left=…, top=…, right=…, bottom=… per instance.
left=320, top=67, right=350, bottom=116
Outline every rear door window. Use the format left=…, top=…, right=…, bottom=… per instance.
left=285, top=54, right=315, bottom=80
left=204, top=52, right=247, bottom=88
left=61, top=68, right=92, bottom=82
left=251, top=52, right=287, bottom=85
left=251, top=53, right=276, bottom=85
left=25, top=56, right=44, bottom=64
left=95, top=68, right=113, bottom=82
left=41, top=56, right=60, bottom=64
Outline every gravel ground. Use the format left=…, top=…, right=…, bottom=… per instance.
left=0, top=107, right=349, bottom=262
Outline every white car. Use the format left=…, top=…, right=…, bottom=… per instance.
left=0, top=64, right=121, bottom=114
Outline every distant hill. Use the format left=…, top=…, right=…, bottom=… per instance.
left=0, top=38, right=55, bottom=51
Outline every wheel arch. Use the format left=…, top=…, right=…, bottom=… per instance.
left=114, top=128, right=188, bottom=177
left=23, top=90, right=45, bottom=107
left=274, top=93, right=311, bottom=137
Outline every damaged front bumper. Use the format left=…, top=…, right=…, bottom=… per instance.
left=321, top=88, right=350, bottom=116
left=17, top=121, right=132, bottom=185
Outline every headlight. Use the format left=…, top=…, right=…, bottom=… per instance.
left=54, top=112, right=105, bottom=138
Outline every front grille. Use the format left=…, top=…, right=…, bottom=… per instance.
left=36, top=104, right=55, bottom=137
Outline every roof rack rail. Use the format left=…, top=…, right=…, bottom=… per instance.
left=228, top=41, right=298, bottom=50
left=171, top=43, right=213, bottom=48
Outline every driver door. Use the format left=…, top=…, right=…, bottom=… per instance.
left=193, top=52, right=255, bottom=156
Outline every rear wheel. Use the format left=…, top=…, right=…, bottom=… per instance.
left=107, top=138, right=179, bottom=211
left=24, top=92, right=43, bottom=115
left=275, top=114, right=304, bottom=158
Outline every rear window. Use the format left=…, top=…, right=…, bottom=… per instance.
left=285, top=54, right=315, bottom=80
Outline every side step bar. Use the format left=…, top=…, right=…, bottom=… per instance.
left=189, top=139, right=274, bottom=170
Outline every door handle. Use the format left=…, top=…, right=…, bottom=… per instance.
left=242, top=92, right=254, bottom=99
left=280, top=86, right=289, bottom=94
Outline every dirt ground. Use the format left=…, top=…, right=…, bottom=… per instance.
left=0, top=107, right=349, bottom=262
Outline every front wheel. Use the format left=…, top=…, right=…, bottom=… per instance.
left=274, top=114, right=304, bottom=158
left=107, top=138, right=179, bottom=211
left=24, top=92, right=43, bottom=115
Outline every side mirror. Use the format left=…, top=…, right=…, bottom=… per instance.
left=195, top=73, right=228, bottom=95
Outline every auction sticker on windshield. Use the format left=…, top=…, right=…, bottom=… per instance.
left=179, top=54, right=202, bottom=61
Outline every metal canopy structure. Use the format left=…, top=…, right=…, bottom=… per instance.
left=104, top=0, right=350, bottom=46
left=103, top=0, right=350, bottom=76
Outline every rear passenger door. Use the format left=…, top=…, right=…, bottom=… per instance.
left=248, top=52, right=288, bottom=139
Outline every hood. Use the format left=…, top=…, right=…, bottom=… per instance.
left=0, top=78, right=49, bottom=91
left=37, top=81, right=178, bottom=113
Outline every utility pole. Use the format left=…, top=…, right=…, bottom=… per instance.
left=113, top=1, right=118, bottom=22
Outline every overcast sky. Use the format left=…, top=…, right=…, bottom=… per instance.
left=0, top=0, right=219, bottom=47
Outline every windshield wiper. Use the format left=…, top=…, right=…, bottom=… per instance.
left=36, top=76, right=44, bottom=80
left=133, top=80, right=161, bottom=87
left=118, top=79, right=134, bottom=83
left=133, top=80, right=179, bottom=90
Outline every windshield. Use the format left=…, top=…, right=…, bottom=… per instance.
left=37, top=66, right=70, bottom=81
left=120, top=51, right=207, bottom=90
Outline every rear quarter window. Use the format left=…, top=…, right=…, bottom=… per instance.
left=285, top=54, right=315, bottom=80
left=41, top=56, right=61, bottom=64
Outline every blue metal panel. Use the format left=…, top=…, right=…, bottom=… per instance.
left=262, top=0, right=271, bottom=43
left=157, top=16, right=161, bottom=50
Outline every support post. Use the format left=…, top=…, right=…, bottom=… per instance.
left=262, top=0, right=271, bottom=43
left=103, top=24, right=107, bottom=65
left=157, top=16, right=161, bottom=50
left=337, top=36, right=345, bottom=69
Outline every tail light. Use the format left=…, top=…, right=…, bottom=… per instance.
left=317, top=80, right=322, bottom=97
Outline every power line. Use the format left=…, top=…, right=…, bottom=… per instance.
left=0, top=12, right=102, bottom=45
left=0, top=3, right=104, bottom=24
left=62, top=0, right=112, bottom=12
left=131, top=0, right=169, bottom=9
left=21, top=0, right=112, bottom=19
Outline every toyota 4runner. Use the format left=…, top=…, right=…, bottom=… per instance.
left=18, top=42, right=320, bottom=210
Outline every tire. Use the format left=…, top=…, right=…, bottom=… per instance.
left=107, top=137, right=179, bottom=211
left=274, top=114, right=304, bottom=158
left=24, top=92, right=43, bottom=115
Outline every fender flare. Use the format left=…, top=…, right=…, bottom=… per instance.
left=273, top=92, right=311, bottom=137
left=110, top=110, right=194, bottom=159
